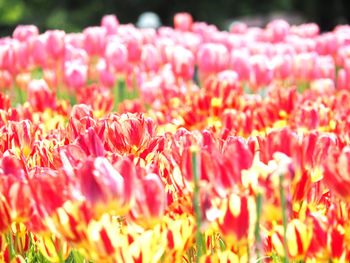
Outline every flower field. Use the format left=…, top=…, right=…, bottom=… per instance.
left=0, top=12, right=350, bottom=262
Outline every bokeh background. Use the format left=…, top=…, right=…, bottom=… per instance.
left=0, top=0, right=348, bottom=36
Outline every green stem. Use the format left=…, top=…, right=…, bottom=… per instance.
left=255, top=193, right=262, bottom=259
left=7, top=230, right=15, bottom=260
left=50, top=236, right=64, bottom=263
left=192, top=151, right=205, bottom=262
left=113, top=78, right=125, bottom=112
left=279, top=174, right=289, bottom=263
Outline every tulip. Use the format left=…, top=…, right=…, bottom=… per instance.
left=250, top=54, right=274, bottom=88
left=130, top=173, right=166, bottom=228
left=27, top=79, right=56, bottom=112
left=141, top=44, right=160, bottom=72
left=323, top=146, right=350, bottom=201
left=45, top=30, right=65, bottom=61
left=12, top=25, right=39, bottom=42
left=230, top=48, right=251, bottom=82
left=30, top=34, right=48, bottom=67
left=266, top=19, right=290, bottom=43
left=64, top=60, right=88, bottom=89
left=97, top=58, right=116, bottom=87
left=83, top=26, right=107, bottom=56
left=37, top=235, right=71, bottom=262
left=174, top=13, right=193, bottom=32
left=79, top=157, right=135, bottom=217
left=217, top=194, right=255, bottom=245
left=170, top=46, right=195, bottom=80
left=105, top=41, right=128, bottom=72
left=197, top=43, right=229, bottom=75
left=101, top=14, right=119, bottom=35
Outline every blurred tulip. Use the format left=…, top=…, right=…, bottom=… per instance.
left=45, top=30, right=65, bottom=61
left=105, top=41, right=128, bottom=72
left=130, top=173, right=166, bottom=228
left=101, top=14, right=119, bottom=35
left=78, top=157, right=135, bottom=217
left=174, top=13, right=193, bottom=32
left=141, top=44, right=160, bottom=72
left=217, top=194, right=255, bottom=245
left=37, top=235, right=71, bottom=263
left=197, top=43, right=229, bottom=75
left=266, top=19, right=290, bottom=43
left=323, top=146, right=350, bottom=201
left=12, top=25, right=39, bottom=42
left=27, top=79, right=56, bottom=112
left=64, top=60, right=88, bottom=89
left=83, top=26, right=107, bottom=56
left=170, top=46, right=195, bottom=80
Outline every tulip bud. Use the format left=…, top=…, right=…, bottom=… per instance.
left=101, top=14, right=119, bottom=35
left=197, top=43, right=229, bottom=75
left=141, top=44, right=160, bottom=72
left=105, top=42, right=128, bottom=72
left=64, top=60, right=88, bottom=90
left=170, top=46, right=195, bottom=80
left=174, top=13, right=193, bottom=32
left=83, top=26, right=107, bottom=56
left=45, top=30, right=65, bottom=60
left=13, top=25, right=39, bottom=42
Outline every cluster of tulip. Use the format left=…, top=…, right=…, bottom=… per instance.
left=0, top=11, right=350, bottom=263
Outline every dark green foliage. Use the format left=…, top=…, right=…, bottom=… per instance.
left=0, top=0, right=348, bottom=37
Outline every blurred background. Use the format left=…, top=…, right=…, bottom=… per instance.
left=0, top=0, right=348, bottom=36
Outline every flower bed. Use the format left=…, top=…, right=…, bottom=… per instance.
left=0, top=12, right=349, bottom=263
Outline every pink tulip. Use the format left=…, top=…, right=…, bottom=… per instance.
left=250, top=54, right=274, bottom=87
left=174, top=12, right=193, bottom=32
left=0, top=70, right=13, bottom=88
left=266, top=19, right=290, bottom=43
left=230, top=48, right=251, bottom=81
left=230, top=22, right=248, bottom=34
left=337, top=68, right=349, bottom=90
left=293, top=52, right=316, bottom=81
left=65, top=33, right=85, bottom=49
left=291, top=23, right=320, bottom=38
left=118, top=26, right=142, bottom=63
left=312, top=55, right=335, bottom=80
left=0, top=43, right=17, bottom=74
left=12, top=25, right=39, bottom=42
left=315, top=33, right=338, bottom=56
left=170, top=46, right=195, bottom=80
left=273, top=54, right=293, bottom=80
left=141, top=44, right=160, bottom=72
left=97, top=58, right=115, bottom=87
left=30, top=34, right=48, bottom=67
left=105, top=41, right=128, bottom=72
left=65, top=44, right=89, bottom=65
left=101, top=14, right=119, bottom=35
left=83, top=26, right=107, bottom=56
left=45, top=30, right=65, bottom=60
left=197, top=43, right=229, bottom=75
left=64, top=60, right=88, bottom=89
left=140, top=28, right=157, bottom=44
left=13, top=40, right=31, bottom=71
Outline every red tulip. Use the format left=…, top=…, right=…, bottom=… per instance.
left=27, top=79, right=56, bottom=112
left=174, top=13, right=193, bottom=32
